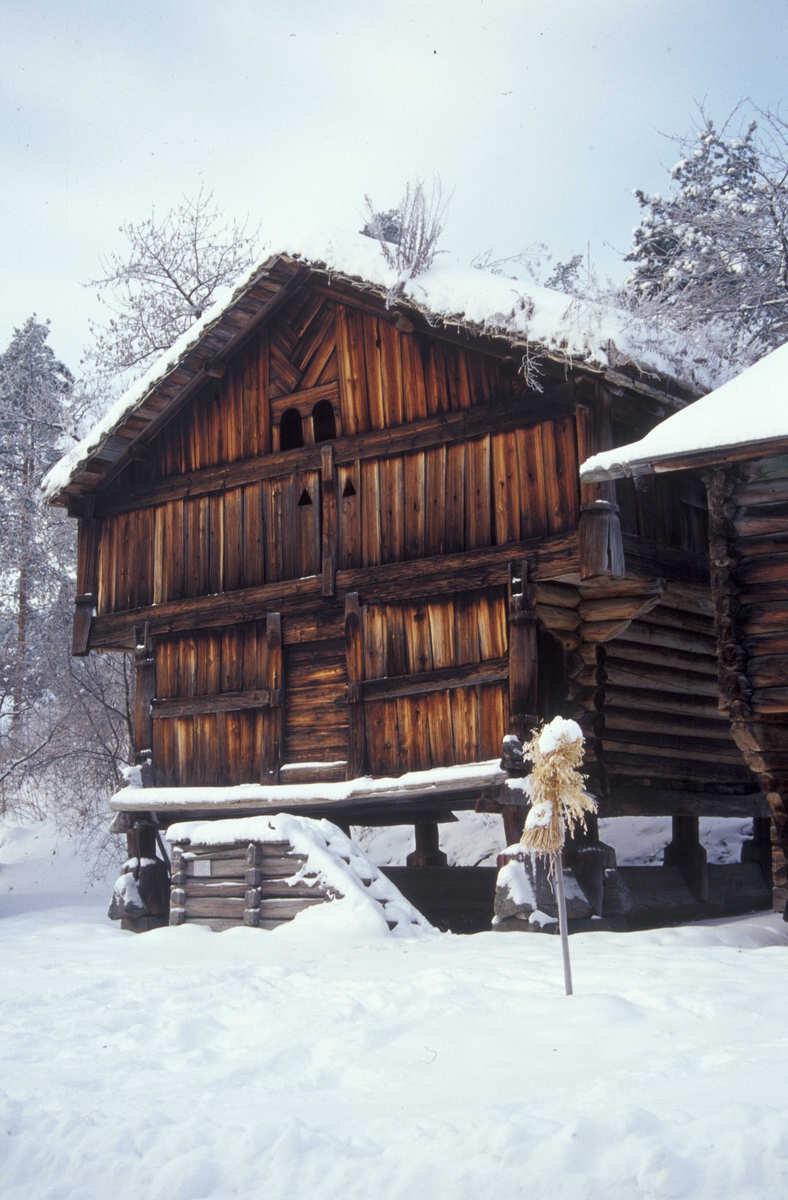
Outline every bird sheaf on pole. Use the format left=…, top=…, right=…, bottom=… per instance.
left=519, top=716, right=597, bottom=997
left=519, top=716, right=596, bottom=856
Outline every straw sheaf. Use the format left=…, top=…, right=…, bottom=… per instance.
left=519, top=724, right=596, bottom=856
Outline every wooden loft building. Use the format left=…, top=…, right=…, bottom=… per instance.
left=44, top=239, right=767, bottom=929
left=581, top=342, right=788, bottom=917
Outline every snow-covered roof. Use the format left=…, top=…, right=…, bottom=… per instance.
left=580, top=340, right=788, bottom=481
left=44, top=228, right=711, bottom=505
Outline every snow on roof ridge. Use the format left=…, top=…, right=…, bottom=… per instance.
left=580, top=338, right=788, bottom=481
left=43, top=228, right=716, bottom=502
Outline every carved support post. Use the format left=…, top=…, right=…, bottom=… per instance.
left=406, top=819, right=447, bottom=868
left=344, top=592, right=367, bottom=780
left=579, top=500, right=624, bottom=580
left=261, top=612, right=283, bottom=783
left=664, top=815, right=709, bottom=902
left=133, top=621, right=155, bottom=787
left=741, top=816, right=774, bottom=885
left=72, top=510, right=100, bottom=656
left=508, top=560, right=539, bottom=741
left=321, top=444, right=336, bottom=597
left=506, top=560, right=539, bottom=840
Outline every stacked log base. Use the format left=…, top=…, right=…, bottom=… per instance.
left=491, top=863, right=771, bottom=934
left=169, top=841, right=331, bottom=931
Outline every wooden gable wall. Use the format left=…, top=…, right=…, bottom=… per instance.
left=77, top=280, right=735, bottom=793
left=88, top=285, right=581, bottom=616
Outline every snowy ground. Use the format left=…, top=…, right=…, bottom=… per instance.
left=2, top=816, right=787, bottom=1200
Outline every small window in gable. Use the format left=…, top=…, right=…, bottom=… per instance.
left=280, top=407, right=304, bottom=451
left=312, top=398, right=337, bottom=443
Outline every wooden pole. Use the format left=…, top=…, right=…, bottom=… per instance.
left=552, top=852, right=573, bottom=996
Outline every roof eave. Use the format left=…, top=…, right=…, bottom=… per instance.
left=580, top=431, right=788, bottom=483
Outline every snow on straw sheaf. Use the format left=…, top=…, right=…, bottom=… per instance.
left=166, top=812, right=437, bottom=938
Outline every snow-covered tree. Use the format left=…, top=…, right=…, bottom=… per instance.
left=624, top=106, right=788, bottom=369
left=83, top=188, right=260, bottom=386
left=0, top=318, right=74, bottom=715
left=0, top=320, right=133, bottom=848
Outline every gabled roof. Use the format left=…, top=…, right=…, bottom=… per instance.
left=44, top=230, right=708, bottom=507
left=580, top=339, right=788, bottom=481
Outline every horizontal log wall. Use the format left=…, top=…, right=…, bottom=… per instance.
left=566, top=582, right=755, bottom=799
left=283, top=638, right=348, bottom=766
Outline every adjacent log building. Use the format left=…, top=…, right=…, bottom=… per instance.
left=581, top=343, right=788, bottom=917
left=44, top=240, right=769, bottom=929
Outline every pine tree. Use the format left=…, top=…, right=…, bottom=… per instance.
left=0, top=318, right=74, bottom=718
left=624, top=107, right=788, bottom=370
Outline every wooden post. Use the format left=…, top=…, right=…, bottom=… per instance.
left=321, top=444, right=337, bottom=597
left=552, top=852, right=573, bottom=996
left=72, top=513, right=101, bottom=656
left=664, top=815, right=709, bottom=902
left=133, top=622, right=155, bottom=786
left=506, top=560, right=538, bottom=840
left=741, top=816, right=773, bottom=885
left=261, top=612, right=283, bottom=783
left=344, top=592, right=367, bottom=780
left=406, top=819, right=448, bottom=867
left=508, top=559, right=538, bottom=740
left=579, top=500, right=625, bottom=580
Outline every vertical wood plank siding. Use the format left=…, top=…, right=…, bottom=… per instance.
left=92, top=285, right=591, bottom=786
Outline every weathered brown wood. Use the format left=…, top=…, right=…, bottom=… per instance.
left=72, top=593, right=95, bottom=657
left=650, top=434, right=788, bottom=476
left=88, top=531, right=580, bottom=648
left=344, top=592, right=366, bottom=779
left=507, top=560, right=538, bottom=740
left=133, top=622, right=155, bottom=785
left=181, top=881, right=246, bottom=898
left=270, top=382, right=340, bottom=423
left=579, top=501, right=625, bottom=580
left=664, top=814, right=709, bottom=901
left=80, top=263, right=310, bottom=500
left=260, top=613, right=283, bottom=783
left=361, top=657, right=509, bottom=702
left=92, top=394, right=579, bottom=520
left=151, top=688, right=271, bottom=718
left=182, top=896, right=247, bottom=917
left=321, top=444, right=337, bottom=596
left=406, top=820, right=448, bottom=867
left=604, top=748, right=752, bottom=784
left=601, top=786, right=766, bottom=818
left=750, top=688, right=788, bottom=713
left=621, top=533, right=710, bottom=587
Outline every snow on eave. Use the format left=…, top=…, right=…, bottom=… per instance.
left=108, top=758, right=506, bottom=813
left=43, top=229, right=706, bottom=504
left=580, top=338, right=788, bottom=483
left=40, top=255, right=285, bottom=504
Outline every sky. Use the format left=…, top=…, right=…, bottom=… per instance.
left=2, top=0, right=788, bottom=373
